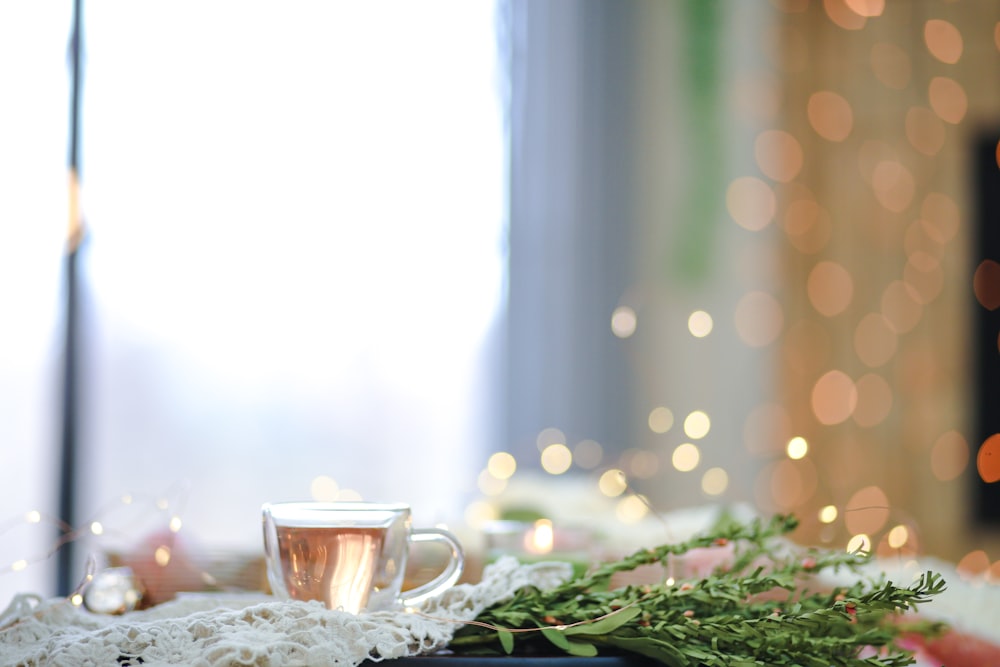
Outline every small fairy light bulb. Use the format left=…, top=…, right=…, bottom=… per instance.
left=11, top=560, right=28, bottom=572
left=121, top=494, right=133, bottom=505
left=611, top=306, right=638, bottom=338
left=154, top=545, right=172, bottom=567
left=786, top=436, right=808, bottom=460
left=847, top=534, right=871, bottom=554
left=688, top=310, right=714, bottom=338
left=887, top=524, right=909, bottom=549
left=598, top=469, right=628, bottom=497
left=70, top=594, right=84, bottom=606
left=24, top=510, right=42, bottom=524
left=90, top=521, right=104, bottom=536
left=169, top=516, right=183, bottom=533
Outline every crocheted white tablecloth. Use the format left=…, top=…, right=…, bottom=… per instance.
left=0, top=556, right=572, bottom=667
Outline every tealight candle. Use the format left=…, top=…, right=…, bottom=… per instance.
left=482, top=519, right=594, bottom=577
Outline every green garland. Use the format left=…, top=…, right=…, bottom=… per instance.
left=449, top=515, right=946, bottom=666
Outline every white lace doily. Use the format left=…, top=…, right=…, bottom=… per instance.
left=0, top=556, right=572, bottom=667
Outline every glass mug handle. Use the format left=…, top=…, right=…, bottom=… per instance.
left=399, top=527, right=465, bottom=608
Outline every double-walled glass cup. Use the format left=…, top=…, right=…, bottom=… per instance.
left=262, top=501, right=464, bottom=613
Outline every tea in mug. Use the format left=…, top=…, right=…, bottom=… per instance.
left=274, top=525, right=389, bottom=612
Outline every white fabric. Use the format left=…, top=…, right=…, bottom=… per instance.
left=0, top=556, right=572, bottom=667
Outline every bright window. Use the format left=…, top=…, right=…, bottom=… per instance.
left=1, top=0, right=504, bottom=603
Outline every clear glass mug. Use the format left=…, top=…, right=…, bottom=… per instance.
left=262, top=501, right=464, bottom=613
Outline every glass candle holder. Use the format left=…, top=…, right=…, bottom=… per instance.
left=482, top=519, right=594, bottom=577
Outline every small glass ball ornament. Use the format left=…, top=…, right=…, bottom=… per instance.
left=83, top=566, right=144, bottom=614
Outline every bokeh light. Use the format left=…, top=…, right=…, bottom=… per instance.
left=625, top=449, right=661, bottom=480
left=807, top=261, right=853, bottom=316
left=611, top=306, right=638, bottom=338
left=977, top=434, right=1000, bottom=483
left=487, top=452, right=517, bottom=480
left=807, top=91, right=853, bottom=141
left=887, top=524, right=909, bottom=549
left=957, top=550, right=991, bottom=581
left=536, top=427, right=566, bottom=451
left=540, top=443, right=572, bottom=475
left=648, top=406, right=674, bottom=434
left=786, top=436, right=808, bottom=460
left=734, top=290, right=784, bottom=347
left=811, top=369, right=858, bottom=425
left=824, top=0, right=867, bottom=30
left=615, top=495, right=650, bottom=524
left=847, top=534, right=871, bottom=554
left=464, top=501, right=498, bottom=528
left=871, top=160, right=915, bottom=213
left=759, top=458, right=817, bottom=510
left=310, top=475, right=339, bottom=501
left=573, top=439, right=603, bottom=469
left=683, top=410, right=711, bottom=439
left=726, top=176, right=776, bottom=231
left=928, top=76, right=967, bottom=124
left=852, top=373, right=893, bottom=428
left=845, top=485, right=890, bottom=535
left=598, top=469, right=628, bottom=497
left=477, top=469, right=506, bottom=496
left=973, top=260, right=1000, bottom=311
left=701, top=467, right=729, bottom=496
left=672, top=443, right=701, bottom=472
left=844, top=0, right=883, bottom=18
left=930, top=430, right=969, bottom=482
left=783, top=197, right=832, bottom=254
left=154, top=546, right=171, bottom=567
left=854, top=313, right=898, bottom=368
left=819, top=505, right=838, bottom=523
left=755, top=129, right=804, bottom=182
left=688, top=310, right=713, bottom=337
left=924, top=19, right=963, bottom=64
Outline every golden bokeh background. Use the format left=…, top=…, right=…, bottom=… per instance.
left=473, top=0, right=1000, bottom=578
left=769, top=0, right=997, bottom=563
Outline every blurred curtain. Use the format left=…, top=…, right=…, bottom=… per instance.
left=505, top=0, right=638, bottom=462
left=506, top=0, right=773, bottom=511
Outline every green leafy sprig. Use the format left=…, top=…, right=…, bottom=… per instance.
left=448, top=514, right=947, bottom=666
